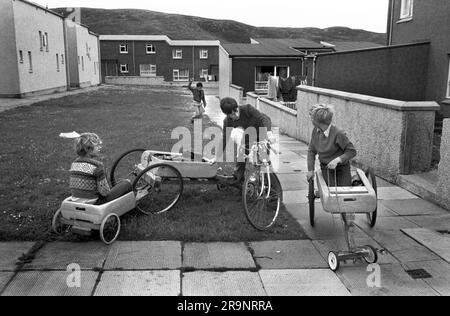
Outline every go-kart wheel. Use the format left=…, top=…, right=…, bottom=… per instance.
left=364, top=168, right=378, bottom=228
left=100, top=213, right=121, bottom=245
left=328, top=251, right=340, bottom=272
left=52, top=208, right=70, bottom=235
left=110, top=148, right=146, bottom=187
left=308, top=179, right=315, bottom=227
left=363, top=245, right=378, bottom=264
left=133, top=163, right=183, bottom=215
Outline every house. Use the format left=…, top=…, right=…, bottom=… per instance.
left=387, top=0, right=450, bottom=115
left=65, top=19, right=101, bottom=88
left=0, top=0, right=68, bottom=97
left=99, top=35, right=220, bottom=84
left=219, top=38, right=336, bottom=99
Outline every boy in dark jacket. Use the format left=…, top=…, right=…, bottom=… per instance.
left=184, top=80, right=207, bottom=123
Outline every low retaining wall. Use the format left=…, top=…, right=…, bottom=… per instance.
left=229, top=84, right=244, bottom=104
left=437, top=119, right=450, bottom=209
left=248, top=86, right=440, bottom=182
left=105, top=76, right=165, bottom=85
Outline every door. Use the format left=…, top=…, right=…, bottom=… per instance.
left=101, top=60, right=118, bottom=83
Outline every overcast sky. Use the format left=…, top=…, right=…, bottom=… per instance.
left=32, top=0, right=390, bottom=33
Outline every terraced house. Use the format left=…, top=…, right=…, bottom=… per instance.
left=99, top=35, right=220, bottom=84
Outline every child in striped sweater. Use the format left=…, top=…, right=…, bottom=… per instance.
left=70, top=133, right=131, bottom=204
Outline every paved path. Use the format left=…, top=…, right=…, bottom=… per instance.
left=1, top=90, right=449, bottom=296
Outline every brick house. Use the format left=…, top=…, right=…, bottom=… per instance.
left=99, top=35, right=220, bottom=83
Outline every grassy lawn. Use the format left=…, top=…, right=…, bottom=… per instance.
left=0, top=85, right=306, bottom=242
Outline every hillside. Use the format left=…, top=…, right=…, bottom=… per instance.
left=52, top=7, right=387, bottom=45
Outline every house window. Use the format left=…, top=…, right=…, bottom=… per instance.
left=140, top=64, right=157, bottom=76
left=61, top=54, right=64, bottom=64
left=400, top=0, right=413, bottom=19
left=94, top=62, right=96, bottom=75
left=120, top=64, right=129, bottom=73
left=172, top=49, right=183, bottom=59
left=173, top=69, right=189, bottom=81
left=119, top=44, right=128, bottom=54
left=44, top=32, right=49, bottom=52
left=39, top=31, right=43, bottom=51
left=81, top=56, right=84, bottom=71
left=146, top=44, right=156, bottom=54
left=56, top=54, right=59, bottom=72
left=200, top=69, right=208, bottom=79
left=28, top=51, right=33, bottom=73
left=200, top=50, right=208, bottom=59
left=19, top=50, right=23, bottom=63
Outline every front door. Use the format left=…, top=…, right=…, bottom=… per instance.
left=101, top=60, right=118, bottom=83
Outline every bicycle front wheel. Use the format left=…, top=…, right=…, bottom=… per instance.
left=242, top=169, right=282, bottom=231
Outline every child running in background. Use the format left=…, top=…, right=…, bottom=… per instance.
left=306, top=104, right=357, bottom=187
left=183, top=80, right=207, bottom=123
left=70, top=133, right=131, bottom=204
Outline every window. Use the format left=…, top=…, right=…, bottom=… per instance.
left=447, top=57, right=450, bottom=98
left=39, top=31, right=43, bottom=51
left=120, top=64, right=129, bottom=73
left=56, top=54, right=59, bottom=72
left=200, top=69, right=208, bottom=79
left=44, top=32, right=49, bottom=52
left=400, top=0, right=413, bottom=19
left=140, top=64, right=157, bottom=76
left=19, top=50, right=23, bottom=63
left=81, top=56, right=84, bottom=71
left=200, top=50, right=208, bottom=59
left=28, top=51, right=33, bottom=73
left=173, top=69, right=189, bottom=81
left=61, top=54, right=64, bottom=64
left=146, top=44, right=156, bottom=54
left=172, top=49, right=183, bottom=59
left=119, top=44, right=128, bottom=54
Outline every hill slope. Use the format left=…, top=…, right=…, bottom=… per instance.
left=53, top=7, right=387, bottom=45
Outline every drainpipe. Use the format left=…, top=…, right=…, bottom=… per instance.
left=192, top=46, right=195, bottom=81
left=312, top=55, right=317, bottom=87
left=387, top=0, right=395, bottom=46
left=132, top=40, right=136, bottom=76
left=63, top=19, right=70, bottom=90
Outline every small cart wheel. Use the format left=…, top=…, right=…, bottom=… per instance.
left=100, top=213, right=121, bottom=245
left=308, top=179, right=315, bottom=227
left=364, top=168, right=378, bottom=228
left=52, top=209, right=70, bottom=235
left=363, top=245, right=378, bottom=264
left=328, top=251, right=340, bottom=272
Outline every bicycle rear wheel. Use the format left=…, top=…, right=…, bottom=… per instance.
left=242, top=169, right=282, bottom=231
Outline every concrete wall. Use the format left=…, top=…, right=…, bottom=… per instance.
left=12, top=0, right=67, bottom=95
left=229, top=84, right=244, bottom=105
left=219, top=46, right=232, bottom=100
left=105, top=76, right=165, bottom=85
left=0, top=0, right=20, bottom=96
left=437, top=119, right=450, bottom=209
left=248, top=86, right=440, bottom=182
left=315, top=43, right=430, bottom=101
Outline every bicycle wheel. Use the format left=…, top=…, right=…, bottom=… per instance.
left=365, top=168, right=378, bottom=228
left=242, top=169, right=282, bottom=231
left=132, top=163, right=183, bottom=215
left=110, top=148, right=146, bottom=186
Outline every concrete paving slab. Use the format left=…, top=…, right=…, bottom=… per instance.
left=23, top=242, right=110, bottom=270
left=284, top=190, right=309, bottom=204
left=183, top=243, right=255, bottom=270
left=380, top=199, right=448, bottom=216
left=336, top=264, right=438, bottom=296
left=249, top=240, right=327, bottom=269
left=405, top=260, right=450, bottom=296
left=405, top=215, right=450, bottom=230
left=277, top=174, right=309, bottom=191
left=0, top=242, right=35, bottom=271
left=1, top=271, right=98, bottom=296
left=94, top=271, right=180, bottom=296
left=104, top=241, right=181, bottom=270
left=0, top=273, right=14, bottom=293
left=298, top=216, right=368, bottom=241
left=259, top=269, right=350, bottom=296
left=182, top=271, right=266, bottom=296
left=312, top=239, right=399, bottom=265
left=358, top=216, right=419, bottom=231
left=377, top=187, right=418, bottom=200
left=402, top=228, right=450, bottom=263
left=284, top=202, right=328, bottom=221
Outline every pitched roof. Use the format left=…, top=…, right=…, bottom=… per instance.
left=330, top=41, right=385, bottom=52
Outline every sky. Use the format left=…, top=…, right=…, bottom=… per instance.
left=31, top=0, right=390, bottom=33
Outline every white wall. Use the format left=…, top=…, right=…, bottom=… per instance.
left=219, top=46, right=231, bottom=100
left=13, top=0, right=67, bottom=94
left=0, top=0, right=20, bottom=96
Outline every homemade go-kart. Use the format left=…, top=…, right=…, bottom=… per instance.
left=53, top=140, right=283, bottom=244
left=308, top=167, right=379, bottom=271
